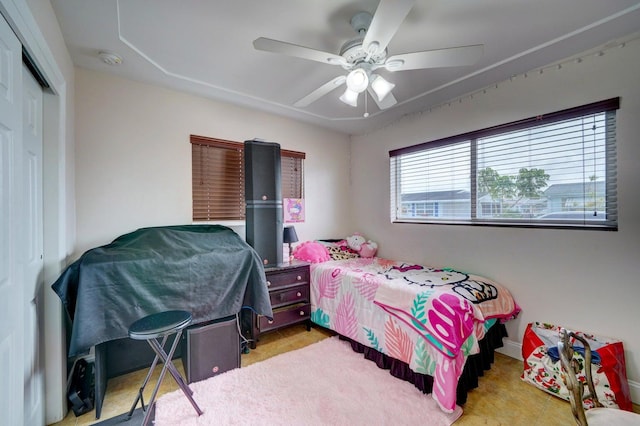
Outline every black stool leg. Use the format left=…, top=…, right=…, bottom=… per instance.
left=143, top=329, right=203, bottom=426
left=126, top=335, right=168, bottom=419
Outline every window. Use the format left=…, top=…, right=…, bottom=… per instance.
left=390, top=98, right=619, bottom=229
left=192, top=137, right=244, bottom=221
left=191, top=135, right=305, bottom=221
left=280, top=151, right=305, bottom=199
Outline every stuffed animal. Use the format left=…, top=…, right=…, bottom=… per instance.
left=346, top=234, right=366, bottom=251
left=346, top=233, right=378, bottom=258
left=359, top=241, right=378, bottom=258
left=292, top=241, right=331, bottom=263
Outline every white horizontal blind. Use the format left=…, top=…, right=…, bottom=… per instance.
left=390, top=98, right=618, bottom=229
left=393, top=141, right=471, bottom=220
left=476, top=112, right=615, bottom=225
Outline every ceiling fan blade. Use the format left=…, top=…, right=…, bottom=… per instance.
left=385, top=44, right=484, bottom=71
left=294, top=75, right=346, bottom=107
left=253, top=37, right=347, bottom=66
left=368, top=86, right=397, bottom=110
left=363, top=0, right=415, bottom=54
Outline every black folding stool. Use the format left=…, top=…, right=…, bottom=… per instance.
left=126, top=310, right=203, bottom=425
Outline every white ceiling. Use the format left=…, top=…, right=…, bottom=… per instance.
left=50, top=0, right=640, bottom=135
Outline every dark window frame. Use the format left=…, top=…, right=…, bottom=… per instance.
left=389, top=98, right=619, bottom=230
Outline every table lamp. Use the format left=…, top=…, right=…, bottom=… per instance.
left=283, top=226, right=299, bottom=261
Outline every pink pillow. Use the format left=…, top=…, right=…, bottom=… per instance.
left=292, top=241, right=331, bottom=263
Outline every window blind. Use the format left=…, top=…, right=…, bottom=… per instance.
left=389, top=98, right=619, bottom=229
left=191, top=136, right=245, bottom=221
left=191, top=136, right=305, bottom=221
left=281, top=149, right=305, bottom=199
left=393, top=142, right=471, bottom=220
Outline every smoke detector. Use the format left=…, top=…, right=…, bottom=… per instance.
left=98, top=51, right=123, bottom=66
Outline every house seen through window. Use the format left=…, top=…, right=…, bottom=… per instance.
left=390, top=98, right=618, bottom=229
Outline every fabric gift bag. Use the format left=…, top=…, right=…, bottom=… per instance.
left=521, top=321, right=632, bottom=411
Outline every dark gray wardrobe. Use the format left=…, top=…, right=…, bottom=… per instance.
left=244, top=139, right=283, bottom=266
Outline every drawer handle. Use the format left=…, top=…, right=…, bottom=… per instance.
left=268, top=319, right=274, bottom=324
left=299, top=310, right=305, bottom=316
left=296, top=292, right=302, bottom=297
left=296, top=275, right=302, bottom=281
left=267, top=281, right=271, bottom=287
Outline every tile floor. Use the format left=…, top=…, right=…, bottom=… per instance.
left=52, top=324, right=638, bottom=425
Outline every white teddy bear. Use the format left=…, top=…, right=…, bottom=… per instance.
left=346, top=233, right=378, bottom=258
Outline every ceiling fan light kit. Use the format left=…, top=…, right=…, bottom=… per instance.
left=370, top=74, right=395, bottom=102
left=339, top=71, right=394, bottom=107
left=339, top=88, right=360, bottom=107
left=345, top=68, right=369, bottom=93
left=253, top=0, right=483, bottom=113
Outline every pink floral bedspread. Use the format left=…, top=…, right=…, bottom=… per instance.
left=310, top=257, right=520, bottom=413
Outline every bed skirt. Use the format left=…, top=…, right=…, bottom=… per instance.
left=338, top=322, right=508, bottom=405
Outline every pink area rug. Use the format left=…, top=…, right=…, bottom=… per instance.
left=155, top=336, right=463, bottom=425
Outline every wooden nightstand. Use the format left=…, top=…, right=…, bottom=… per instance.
left=247, top=261, right=311, bottom=349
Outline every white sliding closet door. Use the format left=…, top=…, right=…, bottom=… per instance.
left=0, top=10, right=26, bottom=426
left=0, top=11, right=45, bottom=425
left=23, top=61, right=45, bottom=426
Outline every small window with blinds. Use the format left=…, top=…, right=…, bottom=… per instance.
left=389, top=98, right=619, bottom=229
left=280, top=150, right=305, bottom=199
left=192, top=136, right=245, bottom=221
left=191, top=135, right=305, bottom=222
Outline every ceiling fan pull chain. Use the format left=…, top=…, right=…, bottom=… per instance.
left=364, top=92, right=369, bottom=118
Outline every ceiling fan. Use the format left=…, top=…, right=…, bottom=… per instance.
left=253, top=0, right=483, bottom=112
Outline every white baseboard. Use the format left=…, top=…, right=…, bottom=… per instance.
left=496, top=338, right=640, bottom=405
left=496, top=338, right=523, bottom=361
left=631, top=380, right=640, bottom=406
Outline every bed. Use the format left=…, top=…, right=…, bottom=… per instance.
left=301, top=242, right=520, bottom=413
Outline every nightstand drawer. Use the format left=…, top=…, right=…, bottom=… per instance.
left=246, top=262, right=311, bottom=349
left=258, top=303, right=310, bottom=333
left=265, top=268, right=309, bottom=291
left=269, top=285, right=309, bottom=308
